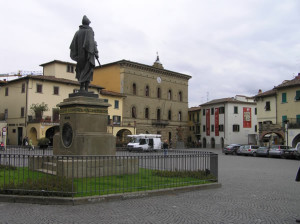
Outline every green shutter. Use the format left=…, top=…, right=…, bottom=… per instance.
left=296, top=90, right=300, bottom=101
left=282, top=93, right=286, bottom=103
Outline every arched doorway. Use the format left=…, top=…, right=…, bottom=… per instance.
left=292, top=134, right=300, bottom=147
left=45, top=126, right=60, bottom=146
left=211, top=138, right=215, bottom=148
left=116, top=129, right=132, bottom=147
left=220, top=137, right=224, bottom=149
left=202, top=138, right=207, bottom=148
left=261, top=132, right=284, bottom=147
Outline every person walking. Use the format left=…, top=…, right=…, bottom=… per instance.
left=163, top=139, right=168, bottom=156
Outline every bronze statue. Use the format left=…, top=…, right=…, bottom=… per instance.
left=70, top=15, right=99, bottom=91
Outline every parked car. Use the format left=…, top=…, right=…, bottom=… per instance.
left=240, top=145, right=259, bottom=156
left=256, top=146, right=269, bottom=157
left=236, top=145, right=244, bottom=155
left=282, top=147, right=297, bottom=159
left=269, top=145, right=290, bottom=158
left=295, top=142, right=300, bottom=159
left=223, top=144, right=241, bottom=155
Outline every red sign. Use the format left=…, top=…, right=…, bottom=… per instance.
left=243, top=107, right=251, bottom=128
left=206, top=109, right=210, bottom=136
left=215, top=108, right=219, bottom=136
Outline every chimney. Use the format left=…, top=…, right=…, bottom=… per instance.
left=296, top=73, right=300, bottom=79
left=258, top=89, right=262, bottom=94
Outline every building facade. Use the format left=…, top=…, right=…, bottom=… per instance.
left=200, top=95, right=257, bottom=149
left=255, top=74, right=300, bottom=147
left=187, top=107, right=201, bottom=148
left=92, top=57, right=191, bottom=146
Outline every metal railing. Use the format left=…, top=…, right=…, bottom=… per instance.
left=0, top=150, right=218, bottom=197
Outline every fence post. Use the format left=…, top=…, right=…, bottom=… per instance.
left=210, top=153, right=218, bottom=180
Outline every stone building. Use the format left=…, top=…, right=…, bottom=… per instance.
left=92, top=57, right=191, bottom=146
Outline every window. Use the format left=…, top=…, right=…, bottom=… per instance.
left=131, top=106, right=137, bottom=118
left=168, top=90, right=172, bottom=100
left=282, top=93, right=287, bottom=103
left=234, top=106, right=238, bottom=114
left=296, top=115, right=300, bottom=125
left=178, top=111, right=182, bottom=121
left=178, top=91, right=182, bottom=102
left=107, top=115, right=111, bottom=125
left=21, top=83, right=25, bottom=93
left=67, top=64, right=74, bottom=73
left=21, top=107, right=25, bottom=118
left=113, top=116, right=121, bottom=125
left=219, top=124, right=224, bottom=132
left=145, top=108, right=149, bottom=119
left=103, top=99, right=108, bottom=103
left=4, top=109, right=8, bottom=120
left=114, top=100, right=119, bottom=109
left=5, top=87, right=8, bottom=96
left=157, top=109, right=161, bottom=120
left=36, top=84, right=43, bottom=93
left=157, top=87, right=161, bottom=98
left=132, top=83, right=137, bottom=95
left=296, top=90, right=300, bottom=101
left=203, top=109, right=206, bottom=116
left=219, top=107, right=225, bottom=114
left=53, top=86, right=59, bottom=95
left=265, top=101, right=270, bottom=111
left=203, top=125, right=206, bottom=132
left=255, top=108, right=257, bottom=115
left=211, top=125, right=214, bottom=132
left=168, top=110, right=172, bottom=120
left=233, top=124, right=240, bottom=132
left=211, top=108, right=214, bottom=115
left=255, top=125, right=257, bottom=132
left=197, top=112, right=200, bottom=122
left=145, top=85, right=149, bottom=97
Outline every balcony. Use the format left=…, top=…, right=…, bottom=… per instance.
left=286, top=118, right=300, bottom=129
left=151, top=119, right=169, bottom=127
left=27, top=115, right=59, bottom=125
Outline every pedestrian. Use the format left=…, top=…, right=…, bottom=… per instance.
left=296, top=166, right=300, bottom=223
left=29, top=138, right=34, bottom=151
left=163, top=139, right=168, bottom=156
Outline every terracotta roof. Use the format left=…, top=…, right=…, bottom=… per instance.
left=40, top=60, right=76, bottom=67
left=4, top=75, right=104, bottom=89
left=274, top=75, right=300, bottom=89
left=200, top=97, right=256, bottom=106
left=100, top=90, right=126, bottom=97
left=188, top=106, right=201, bottom=112
left=254, top=89, right=277, bottom=98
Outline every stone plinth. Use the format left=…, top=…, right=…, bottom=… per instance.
left=53, top=94, right=116, bottom=156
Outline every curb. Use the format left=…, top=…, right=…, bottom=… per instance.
left=0, top=183, right=221, bottom=205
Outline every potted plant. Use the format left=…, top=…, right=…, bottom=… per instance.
left=30, top=102, right=49, bottom=121
left=37, top=137, right=50, bottom=149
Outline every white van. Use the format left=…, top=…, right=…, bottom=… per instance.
left=127, top=134, right=162, bottom=152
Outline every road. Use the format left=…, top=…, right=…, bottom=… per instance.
left=0, top=148, right=299, bottom=224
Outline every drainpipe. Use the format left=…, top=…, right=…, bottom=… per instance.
left=25, top=79, right=29, bottom=136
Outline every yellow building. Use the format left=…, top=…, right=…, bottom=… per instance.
left=92, top=57, right=192, bottom=146
left=255, top=74, right=300, bottom=147
left=0, top=60, right=135, bottom=146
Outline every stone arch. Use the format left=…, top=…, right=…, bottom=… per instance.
left=45, top=125, right=59, bottom=146
left=260, top=131, right=284, bottom=147
left=116, top=129, right=132, bottom=147
left=211, top=137, right=215, bottom=148
left=292, top=133, right=300, bottom=148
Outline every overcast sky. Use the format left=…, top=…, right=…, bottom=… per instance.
left=1, top=0, right=300, bottom=107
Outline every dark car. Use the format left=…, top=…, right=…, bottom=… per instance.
left=223, top=144, right=241, bottom=155
left=256, top=146, right=269, bottom=157
left=282, top=147, right=297, bottom=159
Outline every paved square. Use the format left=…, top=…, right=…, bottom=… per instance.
left=0, top=149, right=299, bottom=223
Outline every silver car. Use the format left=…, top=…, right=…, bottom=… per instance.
left=256, top=147, right=269, bottom=157
left=269, top=145, right=290, bottom=158
left=240, top=145, right=259, bottom=156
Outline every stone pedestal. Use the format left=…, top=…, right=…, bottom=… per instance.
left=53, top=93, right=116, bottom=155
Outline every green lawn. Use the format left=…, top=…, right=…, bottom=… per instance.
left=0, top=165, right=216, bottom=197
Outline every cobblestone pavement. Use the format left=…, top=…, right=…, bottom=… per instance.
left=0, top=148, right=299, bottom=224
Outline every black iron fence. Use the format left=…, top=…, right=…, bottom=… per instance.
left=0, top=150, right=218, bottom=197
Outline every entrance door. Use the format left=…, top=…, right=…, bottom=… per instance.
left=18, top=127, right=23, bottom=146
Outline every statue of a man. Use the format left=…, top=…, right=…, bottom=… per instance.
left=70, top=15, right=99, bottom=91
